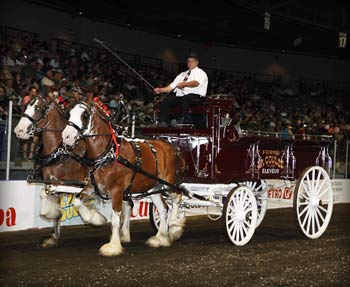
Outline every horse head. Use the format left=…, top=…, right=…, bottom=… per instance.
left=14, top=95, right=47, bottom=140
left=62, top=95, right=94, bottom=147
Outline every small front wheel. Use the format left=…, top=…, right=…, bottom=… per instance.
left=223, top=185, right=258, bottom=246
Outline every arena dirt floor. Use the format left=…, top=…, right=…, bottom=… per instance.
left=0, top=204, right=349, bottom=287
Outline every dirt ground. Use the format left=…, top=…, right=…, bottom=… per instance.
left=0, top=204, right=349, bottom=287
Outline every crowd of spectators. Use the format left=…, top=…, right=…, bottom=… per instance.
left=208, top=71, right=350, bottom=142
left=0, top=33, right=349, bottom=159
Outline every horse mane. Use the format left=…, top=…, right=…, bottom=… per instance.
left=52, top=99, right=69, bottom=118
left=92, top=97, right=111, bottom=122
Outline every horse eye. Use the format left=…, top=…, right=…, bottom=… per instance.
left=35, top=105, right=41, bottom=111
left=82, top=111, right=89, bottom=120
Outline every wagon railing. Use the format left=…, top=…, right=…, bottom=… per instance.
left=240, top=129, right=333, bottom=142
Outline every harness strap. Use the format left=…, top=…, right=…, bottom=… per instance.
left=67, top=121, right=81, bottom=133
left=146, top=142, right=159, bottom=177
left=109, top=122, right=119, bottom=157
left=23, top=113, right=36, bottom=124
left=90, top=171, right=111, bottom=200
left=116, top=155, right=207, bottom=201
left=123, top=141, right=142, bottom=200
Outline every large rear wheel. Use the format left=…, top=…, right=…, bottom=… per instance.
left=293, top=166, right=333, bottom=239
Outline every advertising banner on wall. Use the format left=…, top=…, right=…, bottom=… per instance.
left=0, top=181, right=38, bottom=232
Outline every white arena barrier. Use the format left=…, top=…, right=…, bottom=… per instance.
left=0, top=180, right=349, bottom=232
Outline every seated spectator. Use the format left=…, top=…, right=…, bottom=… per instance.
left=281, top=122, right=293, bottom=139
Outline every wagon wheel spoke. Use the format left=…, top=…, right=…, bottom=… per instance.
left=314, top=209, right=321, bottom=232
left=302, top=208, right=311, bottom=228
left=240, top=190, right=248, bottom=206
left=318, top=205, right=329, bottom=214
left=299, top=185, right=310, bottom=200
left=311, top=210, right=316, bottom=235
left=241, top=221, right=248, bottom=236
left=306, top=209, right=313, bottom=234
left=311, top=168, right=315, bottom=194
left=316, top=179, right=327, bottom=197
left=313, top=170, right=322, bottom=195
left=228, top=220, right=237, bottom=234
left=298, top=205, right=309, bottom=217
left=315, top=206, right=326, bottom=222
left=306, top=173, right=313, bottom=195
left=317, top=187, right=329, bottom=199
left=239, top=223, right=244, bottom=241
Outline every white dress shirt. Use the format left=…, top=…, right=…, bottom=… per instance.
left=170, top=67, right=208, bottom=97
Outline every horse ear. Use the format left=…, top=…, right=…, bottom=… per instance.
left=86, top=92, right=93, bottom=104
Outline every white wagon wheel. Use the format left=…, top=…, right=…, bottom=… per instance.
left=223, top=185, right=258, bottom=246
left=293, top=166, right=333, bottom=239
left=241, top=180, right=267, bottom=228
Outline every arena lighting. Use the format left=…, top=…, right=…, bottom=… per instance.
left=338, top=32, right=347, bottom=48
left=264, top=11, right=270, bottom=30
left=78, top=11, right=83, bottom=15
left=177, top=34, right=182, bottom=38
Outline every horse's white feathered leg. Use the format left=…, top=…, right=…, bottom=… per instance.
left=169, top=192, right=185, bottom=242
left=99, top=210, right=123, bottom=256
left=146, top=194, right=171, bottom=247
left=40, top=188, right=61, bottom=219
left=74, top=196, right=107, bottom=226
left=120, top=200, right=132, bottom=243
left=39, top=218, right=60, bottom=248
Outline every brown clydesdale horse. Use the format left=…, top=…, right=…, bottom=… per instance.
left=62, top=94, right=187, bottom=256
left=14, top=95, right=107, bottom=247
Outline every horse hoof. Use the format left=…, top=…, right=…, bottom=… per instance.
left=38, top=236, right=59, bottom=248
left=90, top=210, right=107, bottom=226
left=169, top=225, right=184, bottom=242
left=146, top=235, right=171, bottom=248
left=99, top=243, right=123, bottom=256
left=120, top=233, right=131, bottom=243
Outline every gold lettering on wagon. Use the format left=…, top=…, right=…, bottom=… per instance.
left=260, top=150, right=284, bottom=174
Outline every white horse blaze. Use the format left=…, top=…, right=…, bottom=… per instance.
left=14, top=99, right=38, bottom=139
left=62, top=105, right=85, bottom=146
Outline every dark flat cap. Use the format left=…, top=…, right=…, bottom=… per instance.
left=188, top=52, right=199, bottom=60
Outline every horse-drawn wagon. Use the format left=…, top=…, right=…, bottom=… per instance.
left=141, top=97, right=334, bottom=245
left=14, top=90, right=334, bottom=255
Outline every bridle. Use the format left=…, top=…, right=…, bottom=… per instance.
left=66, top=101, right=92, bottom=137
left=22, top=95, right=47, bottom=136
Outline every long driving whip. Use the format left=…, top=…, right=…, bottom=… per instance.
left=94, top=38, right=155, bottom=92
